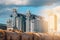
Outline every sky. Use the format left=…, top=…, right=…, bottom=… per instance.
left=0, top=0, right=60, bottom=28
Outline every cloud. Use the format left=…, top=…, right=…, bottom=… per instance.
left=39, top=4, right=60, bottom=15
left=40, top=6, right=60, bottom=15
left=0, top=6, right=18, bottom=13
left=0, top=0, right=28, bottom=5
left=37, top=6, right=60, bottom=22
left=0, top=0, right=60, bottom=6
left=40, top=6, right=60, bottom=22
left=28, top=0, right=57, bottom=6
left=0, top=6, right=19, bottom=17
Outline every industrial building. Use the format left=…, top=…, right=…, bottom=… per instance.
left=7, top=9, right=48, bottom=32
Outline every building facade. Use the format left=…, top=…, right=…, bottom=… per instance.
left=7, top=9, right=48, bottom=32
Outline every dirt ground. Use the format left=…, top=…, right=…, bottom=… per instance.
left=0, top=30, right=60, bottom=40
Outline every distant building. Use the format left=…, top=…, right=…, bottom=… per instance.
left=7, top=19, right=13, bottom=30
left=7, top=9, right=48, bottom=32
left=48, top=14, right=57, bottom=33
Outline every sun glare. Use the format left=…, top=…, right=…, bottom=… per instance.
left=43, top=8, right=60, bottom=33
